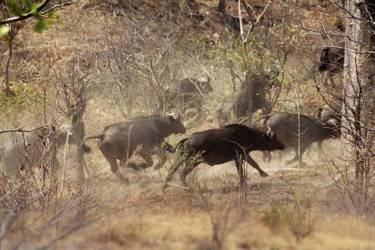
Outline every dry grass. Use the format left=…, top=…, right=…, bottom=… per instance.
left=1, top=1, right=375, bottom=249
left=1, top=131, right=375, bottom=249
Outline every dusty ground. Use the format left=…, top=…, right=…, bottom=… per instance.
left=1, top=112, right=374, bottom=249
left=32, top=137, right=372, bottom=250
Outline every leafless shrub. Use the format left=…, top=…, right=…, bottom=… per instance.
left=98, top=1, right=215, bottom=119
left=262, top=200, right=315, bottom=241
left=0, top=174, right=102, bottom=249
left=53, top=52, right=97, bottom=182
left=0, top=124, right=109, bottom=248
left=189, top=182, right=248, bottom=250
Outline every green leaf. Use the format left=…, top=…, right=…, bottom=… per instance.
left=34, top=18, right=46, bottom=33
left=0, top=25, right=10, bottom=37
left=47, top=10, right=59, bottom=19
left=26, top=0, right=34, bottom=9
left=30, top=3, right=40, bottom=15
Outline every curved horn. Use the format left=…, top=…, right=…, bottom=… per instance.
left=198, top=74, right=210, bottom=83
left=166, top=112, right=179, bottom=120
left=326, top=118, right=339, bottom=127
left=266, top=126, right=273, bottom=137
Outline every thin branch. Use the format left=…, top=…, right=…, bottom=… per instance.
left=0, top=0, right=75, bottom=25
left=0, top=126, right=46, bottom=134
left=40, top=1, right=75, bottom=16
left=249, top=0, right=272, bottom=33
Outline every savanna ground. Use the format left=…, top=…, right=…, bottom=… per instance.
left=1, top=0, right=375, bottom=249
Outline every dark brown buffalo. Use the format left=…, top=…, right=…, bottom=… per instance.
left=217, top=72, right=273, bottom=126
left=2, top=126, right=73, bottom=179
left=319, top=46, right=344, bottom=86
left=312, top=100, right=342, bottom=153
left=257, top=112, right=340, bottom=164
left=164, top=124, right=285, bottom=188
left=82, top=114, right=186, bottom=183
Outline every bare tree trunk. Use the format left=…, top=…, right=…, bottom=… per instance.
left=70, top=96, right=87, bottom=182
left=342, top=0, right=374, bottom=193
left=1, top=24, right=15, bottom=96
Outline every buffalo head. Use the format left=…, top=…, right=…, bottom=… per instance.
left=196, top=75, right=213, bottom=94
left=257, top=126, right=285, bottom=151
left=166, top=113, right=186, bottom=134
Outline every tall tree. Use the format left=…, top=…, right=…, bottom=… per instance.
left=342, top=0, right=375, bottom=193
left=0, top=0, right=74, bottom=94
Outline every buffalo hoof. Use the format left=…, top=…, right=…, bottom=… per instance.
left=116, top=172, right=130, bottom=184
left=128, top=162, right=148, bottom=171
left=162, top=183, right=169, bottom=191
left=154, top=164, right=163, bottom=170
left=260, top=171, right=268, bottom=177
left=120, top=177, right=130, bottom=185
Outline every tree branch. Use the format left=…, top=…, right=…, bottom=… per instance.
left=0, top=126, right=46, bottom=134
left=0, top=0, right=75, bottom=25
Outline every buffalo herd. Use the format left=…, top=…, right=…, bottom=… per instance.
left=1, top=71, right=342, bottom=188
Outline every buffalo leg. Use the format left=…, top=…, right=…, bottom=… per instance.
left=104, top=155, right=129, bottom=183
left=139, top=152, right=154, bottom=168
left=286, top=152, right=298, bottom=165
left=163, top=155, right=188, bottom=190
left=317, top=141, right=323, bottom=156
left=287, top=146, right=307, bottom=165
left=245, top=154, right=268, bottom=177
left=154, top=154, right=167, bottom=170
left=262, top=151, right=271, bottom=163
left=180, top=162, right=200, bottom=187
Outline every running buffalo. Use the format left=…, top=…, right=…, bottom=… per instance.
left=319, top=45, right=344, bottom=87
left=257, top=112, right=340, bottom=164
left=82, top=114, right=186, bottom=183
left=315, top=100, right=342, bottom=123
left=164, top=124, right=285, bottom=189
left=217, top=72, right=273, bottom=126
left=163, top=75, right=212, bottom=117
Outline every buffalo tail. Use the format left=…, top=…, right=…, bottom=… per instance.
left=81, top=134, right=104, bottom=153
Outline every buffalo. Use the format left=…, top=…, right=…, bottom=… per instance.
left=217, top=72, right=273, bottom=126
left=319, top=45, right=344, bottom=87
left=82, top=114, right=186, bottom=183
left=313, top=100, right=342, bottom=153
left=257, top=112, right=340, bottom=164
left=164, top=124, right=285, bottom=188
left=315, top=100, right=342, bottom=123
left=163, top=75, right=212, bottom=118
left=1, top=126, right=73, bottom=179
